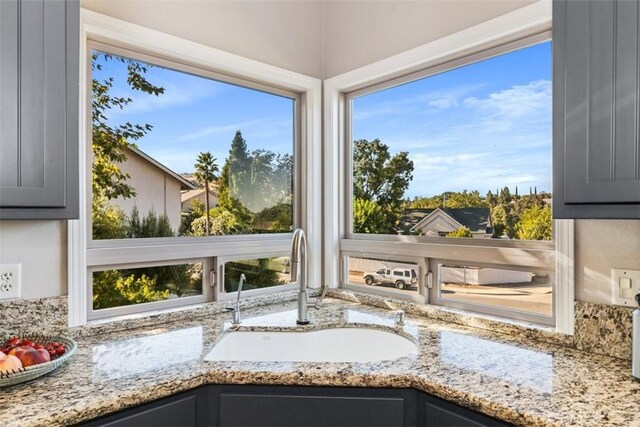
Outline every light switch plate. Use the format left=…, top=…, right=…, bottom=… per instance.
left=0, top=263, right=21, bottom=300
left=611, top=268, right=640, bottom=307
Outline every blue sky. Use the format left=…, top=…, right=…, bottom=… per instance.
left=353, top=41, right=552, bottom=199
left=94, top=41, right=551, bottom=199
left=93, top=51, right=294, bottom=174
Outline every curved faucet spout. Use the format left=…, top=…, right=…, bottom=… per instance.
left=291, top=229, right=309, bottom=324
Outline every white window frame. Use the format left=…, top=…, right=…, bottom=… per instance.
left=68, top=9, right=322, bottom=327
left=324, top=1, right=575, bottom=333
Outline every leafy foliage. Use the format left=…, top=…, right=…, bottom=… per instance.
left=91, top=52, right=164, bottom=200
left=92, top=196, right=127, bottom=240
left=93, top=270, right=168, bottom=310
left=353, top=139, right=414, bottom=209
left=517, top=204, right=552, bottom=241
left=448, top=226, right=473, bottom=238
left=224, top=258, right=286, bottom=293
left=125, top=206, right=175, bottom=239
left=353, top=198, right=394, bottom=234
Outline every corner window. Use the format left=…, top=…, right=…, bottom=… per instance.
left=86, top=42, right=300, bottom=319
left=342, top=37, right=556, bottom=325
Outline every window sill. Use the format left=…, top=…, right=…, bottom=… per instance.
left=70, top=289, right=310, bottom=339
left=328, top=288, right=574, bottom=348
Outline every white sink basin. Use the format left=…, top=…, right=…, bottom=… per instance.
left=204, top=327, right=417, bottom=363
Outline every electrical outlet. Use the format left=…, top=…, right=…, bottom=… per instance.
left=0, top=264, right=21, bottom=300
left=611, top=268, right=640, bottom=307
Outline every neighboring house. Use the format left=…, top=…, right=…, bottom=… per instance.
left=181, top=186, right=218, bottom=213
left=400, top=208, right=493, bottom=238
left=114, top=146, right=196, bottom=232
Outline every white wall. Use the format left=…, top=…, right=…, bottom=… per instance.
left=115, top=152, right=184, bottom=233
left=80, top=0, right=324, bottom=79
left=322, top=0, right=537, bottom=78
left=0, top=221, right=67, bottom=298
left=575, top=220, right=640, bottom=304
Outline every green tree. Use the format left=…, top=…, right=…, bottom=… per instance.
left=444, top=190, right=486, bottom=208
left=91, top=53, right=164, bottom=200
left=93, top=270, right=168, bottom=310
left=353, top=198, right=394, bottom=234
left=516, top=204, right=552, bottom=241
left=125, top=207, right=174, bottom=238
left=406, top=195, right=441, bottom=209
left=193, top=151, right=219, bottom=236
left=498, top=186, right=513, bottom=205
left=179, top=199, right=205, bottom=236
left=353, top=139, right=414, bottom=209
left=224, top=258, right=285, bottom=293
left=92, top=196, right=127, bottom=240
left=491, top=204, right=508, bottom=238
left=448, top=226, right=473, bottom=238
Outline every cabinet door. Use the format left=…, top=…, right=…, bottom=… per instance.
left=553, top=0, right=640, bottom=218
left=82, top=392, right=198, bottom=427
left=419, top=393, right=510, bottom=427
left=210, top=385, right=415, bottom=427
left=0, top=0, right=79, bottom=219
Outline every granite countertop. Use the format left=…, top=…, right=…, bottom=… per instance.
left=1, top=296, right=639, bottom=427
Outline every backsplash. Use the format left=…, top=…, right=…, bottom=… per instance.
left=0, top=296, right=67, bottom=335
left=574, top=300, right=633, bottom=360
left=0, top=292, right=634, bottom=360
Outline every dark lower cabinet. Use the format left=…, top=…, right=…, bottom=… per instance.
left=82, top=385, right=511, bottom=427
left=212, top=385, right=414, bottom=427
left=82, top=390, right=200, bottom=427
left=418, top=393, right=510, bottom=427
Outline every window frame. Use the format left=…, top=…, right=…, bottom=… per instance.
left=324, top=1, right=575, bottom=333
left=69, top=9, right=322, bottom=326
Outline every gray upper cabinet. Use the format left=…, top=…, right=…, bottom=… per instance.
left=554, top=0, right=640, bottom=218
left=0, top=0, right=79, bottom=219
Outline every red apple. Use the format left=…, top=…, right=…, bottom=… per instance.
left=19, top=348, right=50, bottom=367
left=0, top=354, right=23, bottom=372
left=8, top=346, right=33, bottom=358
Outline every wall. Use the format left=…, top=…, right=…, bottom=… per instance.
left=322, top=0, right=537, bottom=78
left=0, top=221, right=67, bottom=298
left=575, top=220, right=640, bottom=304
left=115, top=151, right=184, bottom=233
left=80, top=0, right=324, bottom=79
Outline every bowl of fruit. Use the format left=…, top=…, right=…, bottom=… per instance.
left=0, top=334, right=77, bottom=387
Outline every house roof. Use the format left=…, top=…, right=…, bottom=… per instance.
left=126, top=146, right=196, bottom=190
left=181, top=187, right=216, bottom=203
left=401, top=207, right=492, bottom=233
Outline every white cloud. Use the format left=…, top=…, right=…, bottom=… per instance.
left=114, top=79, right=219, bottom=115
left=463, top=80, right=551, bottom=119
left=428, top=96, right=458, bottom=109
left=354, top=83, right=486, bottom=120
left=177, top=119, right=268, bottom=142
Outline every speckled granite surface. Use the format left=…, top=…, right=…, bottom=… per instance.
left=1, top=297, right=639, bottom=427
left=574, top=300, right=634, bottom=360
left=0, top=296, right=67, bottom=335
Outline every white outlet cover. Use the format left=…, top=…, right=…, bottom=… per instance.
left=0, top=263, right=21, bottom=300
left=611, top=268, right=640, bottom=307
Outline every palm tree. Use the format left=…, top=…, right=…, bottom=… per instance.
left=194, top=152, right=219, bottom=236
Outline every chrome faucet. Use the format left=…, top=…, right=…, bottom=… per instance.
left=291, top=228, right=311, bottom=325
left=231, top=273, right=246, bottom=325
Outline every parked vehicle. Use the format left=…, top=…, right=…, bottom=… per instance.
left=363, top=268, right=417, bottom=290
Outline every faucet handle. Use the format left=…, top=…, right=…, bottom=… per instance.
left=394, top=310, right=405, bottom=327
